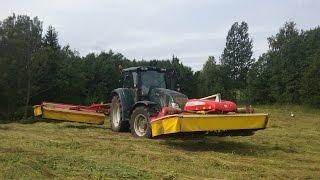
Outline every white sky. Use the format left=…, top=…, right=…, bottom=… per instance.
left=1, top=0, right=319, bottom=71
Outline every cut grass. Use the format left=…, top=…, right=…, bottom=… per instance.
left=0, top=105, right=320, bottom=179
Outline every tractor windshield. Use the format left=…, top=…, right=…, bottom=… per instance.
left=141, top=70, right=166, bottom=95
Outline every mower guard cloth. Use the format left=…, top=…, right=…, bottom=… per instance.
left=151, top=113, right=269, bottom=137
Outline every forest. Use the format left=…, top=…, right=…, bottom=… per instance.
left=0, top=14, right=319, bottom=120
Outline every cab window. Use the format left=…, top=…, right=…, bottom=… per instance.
left=123, top=72, right=133, bottom=88
left=141, top=70, right=166, bottom=96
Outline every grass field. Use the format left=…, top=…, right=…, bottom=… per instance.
left=0, top=105, right=320, bottom=179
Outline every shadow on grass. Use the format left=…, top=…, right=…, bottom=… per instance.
left=161, top=137, right=292, bottom=156
left=0, top=118, right=49, bottom=124
left=155, top=130, right=255, bottom=140
left=0, top=118, right=109, bottom=131
left=63, top=124, right=109, bottom=130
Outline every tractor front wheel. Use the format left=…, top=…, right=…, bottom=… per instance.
left=130, top=106, right=152, bottom=138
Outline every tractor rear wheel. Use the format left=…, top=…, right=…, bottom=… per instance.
left=110, top=95, right=129, bottom=132
left=130, top=106, right=152, bottom=138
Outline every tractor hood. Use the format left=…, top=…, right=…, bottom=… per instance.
left=149, top=88, right=188, bottom=110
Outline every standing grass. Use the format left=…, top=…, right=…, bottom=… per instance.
left=0, top=105, right=320, bottom=179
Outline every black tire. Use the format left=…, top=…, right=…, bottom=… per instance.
left=110, top=95, right=129, bottom=132
left=130, top=106, right=152, bottom=138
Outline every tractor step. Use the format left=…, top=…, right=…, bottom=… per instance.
left=150, top=113, right=269, bottom=137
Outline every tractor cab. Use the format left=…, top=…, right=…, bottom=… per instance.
left=121, top=66, right=175, bottom=99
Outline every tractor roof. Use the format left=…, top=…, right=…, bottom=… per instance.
left=123, top=66, right=166, bottom=72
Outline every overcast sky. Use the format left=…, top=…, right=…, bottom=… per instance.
left=1, top=0, right=319, bottom=70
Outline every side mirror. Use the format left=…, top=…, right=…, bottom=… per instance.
left=118, top=65, right=123, bottom=72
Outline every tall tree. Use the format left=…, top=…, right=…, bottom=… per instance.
left=301, top=51, right=320, bottom=106
left=44, top=25, right=60, bottom=50
left=198, top=56, right=220, bottom=96
left=301, top=27, right=320, bottom=106
left=220, top=21, right=253, bottom=100
left=247, top=53, right=273, bottom=103
left=267, top=22, right=305, bottom=103
left=22, top=16, right=43, bottom=118
left=33, top=25, right=62, bottom=103
left=0, top=14, right=43, bottom=119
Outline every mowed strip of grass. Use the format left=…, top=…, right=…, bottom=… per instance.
left=0, top=105, right=320, bottom=179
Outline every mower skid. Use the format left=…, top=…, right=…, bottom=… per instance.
left=151, top=113, right=269, bottom=137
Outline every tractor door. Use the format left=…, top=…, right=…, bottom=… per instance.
left=123, top=71, right=139, bottom=102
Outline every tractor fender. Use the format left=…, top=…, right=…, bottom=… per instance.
left=130, top=101, right=157, bottom=115
left=111, top=88, right=135, bottom=121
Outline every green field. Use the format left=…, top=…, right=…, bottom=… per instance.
left=0, top=106, right=320, bottom=179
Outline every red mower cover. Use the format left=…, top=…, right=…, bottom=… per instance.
left=184, top=99, right=237, bottom=113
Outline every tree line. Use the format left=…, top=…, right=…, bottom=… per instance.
left=199, top=21, right=320, bottom=106
left=0, top=14, right=319, bottom=120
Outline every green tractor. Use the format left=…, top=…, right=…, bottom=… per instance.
left=110, top=66, right=188, bottom=138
